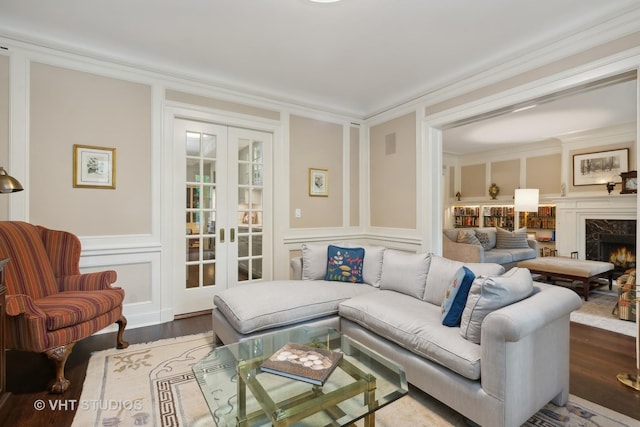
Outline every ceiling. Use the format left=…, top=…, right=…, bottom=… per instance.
left=443, top=77, right=638, bottom=154
left=0, top=0, right=638, bottom=152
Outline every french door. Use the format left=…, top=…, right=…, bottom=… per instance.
left=173, top=119, right=272, bottom=315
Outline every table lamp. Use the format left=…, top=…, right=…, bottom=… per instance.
left=514, top=188, right=539, bottom=229
left=0, top=167, right=23, bottom=193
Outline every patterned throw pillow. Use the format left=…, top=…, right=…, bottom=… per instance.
left=475, top=231, right=493, bottom=251
left=441, top=266, right=475, bottom=327
left=325, top=245, right=365, bottom=283
left=495, top=227, right=529, bottom=249
left=456, top=230, right=481, bottom=246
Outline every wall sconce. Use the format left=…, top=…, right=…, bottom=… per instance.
left=0, top=167, right=23, bottom=193
left=606, top=181, right=616, bottom=194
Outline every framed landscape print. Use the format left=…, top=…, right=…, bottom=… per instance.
left=573, top=148, right=628, bottom=186
left=309, top=168, right=328, bottom=197
left=73, top=144, right=116, bottom=189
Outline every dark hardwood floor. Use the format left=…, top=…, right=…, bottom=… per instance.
left=1, top=317, right=638, bottom=426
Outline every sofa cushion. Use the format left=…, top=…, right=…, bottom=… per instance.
left=441, top=266, right=475, bottom=327
left=457, top=229, right=481, bottom=246
left=325, top=245, right=364, bottom=283
left=460, top=267, right=534, bottom=344
left=423, top=255, right=464, bottom=305
left=339, top=290, right=482, bottom=380
left=483, top=250, right=514, bottom=265
left=509, top=247, right=537, bottom=262
left=474, top=231, right=493, bottom=250
left=214, top=280, right=377, bottom=334
left=496, top=227, right=529, bottom=249
left=380, top=250, right=431, bottom=299
left=301, top=243, right=328, bottom=280
left=343, top=243, right=386, bottom=287
left=463, top=262, right=505, bottom=277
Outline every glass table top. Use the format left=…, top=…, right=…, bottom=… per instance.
left=192, top=327, right=408, bottom=427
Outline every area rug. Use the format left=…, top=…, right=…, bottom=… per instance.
left=72, top=333, right=637, bottom=427
left=569, top=285, right=636, bottom=337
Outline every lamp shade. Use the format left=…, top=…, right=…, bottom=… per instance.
left=514, top=188, right=539, bottom=212
left=0, top=167, right=24, bottom=193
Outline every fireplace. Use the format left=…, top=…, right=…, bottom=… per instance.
left=585, top=219, right=636, bottom=275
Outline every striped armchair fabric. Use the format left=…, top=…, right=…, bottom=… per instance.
left=0, top=221, right=128, bottom=393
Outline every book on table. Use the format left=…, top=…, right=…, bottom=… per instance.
left=260, top=343, right=343, bottom=386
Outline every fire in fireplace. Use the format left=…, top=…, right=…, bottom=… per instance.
left=600, top=234, right=636, bottom=270
left=585, top=219, right=636, bottom=275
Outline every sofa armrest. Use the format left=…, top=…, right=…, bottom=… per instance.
left=442, top=234, right=484, bottom=263
left=6, top=294, right=46, bottom=318
left=59, top=270, right=119, bottom=292
left=290, top=256, right=302, bottom=280
left=480, top=284, right=581, bottom=402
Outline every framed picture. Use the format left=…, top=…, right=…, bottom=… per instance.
left=73, top=144, right=116, bottom=189
left=573, top=148, right=628, bottom=186
left=309, top=168, right=328, bottom=197
left=620, top=170, right=637, bottom=194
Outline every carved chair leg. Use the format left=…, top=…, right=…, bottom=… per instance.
left=116, top=315, right=129, bottom=349
left=44, top=342, right=76, bottom=394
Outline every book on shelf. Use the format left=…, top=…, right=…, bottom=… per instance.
left=260, top=343, right=343, bottom=386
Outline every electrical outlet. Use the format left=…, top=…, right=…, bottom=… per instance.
left=295, top=208, right=301, bottom=218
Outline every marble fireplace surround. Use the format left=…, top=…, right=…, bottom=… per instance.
left=554, top=195, right=637, bottom=260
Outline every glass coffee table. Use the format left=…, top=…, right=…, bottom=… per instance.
left=192, top=327, right=408, bottom=427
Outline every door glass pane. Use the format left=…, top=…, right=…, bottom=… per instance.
left=238, top=163, right=250, bottom=186
left=202, top=134, right=216, bottom=158
left=186, top=158, right=199, bottom=182
left=238, top=235, right=249, bottom=258
left=238, top=138, right=250, bottom=161
left=252, top=258, right=262, bottom=280
left=235, top=136, right=265, bottom=284
left=185, top=130, right=217, bottom=290
left=203, top=262, right=215, bottom=287
left=186, top=132, right=201, bottom=156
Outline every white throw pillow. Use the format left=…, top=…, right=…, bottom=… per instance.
left=342, top=243, right=386, bottom=287
left=495, top=227, right=529, bottom=249
left=301, top=243, right=329, bottom=280
left=459, top=267, right=534, bottom=344
left=423, top=255, right=464, bottom=305
left=380, top=250, right=431, bottom=299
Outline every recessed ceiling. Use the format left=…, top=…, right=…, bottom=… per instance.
left=443, top=77, right=638, bottom=155
left=0, top=0, right=637, bottom=118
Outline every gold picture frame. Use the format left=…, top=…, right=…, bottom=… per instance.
left=309, top=168, right=328, bottom=197
left=73, top=144, right=116, bottom=189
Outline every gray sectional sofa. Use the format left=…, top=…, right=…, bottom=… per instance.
left=443, top=227, right=538, bottom=268
left=211, top=243, right=581, bottom=427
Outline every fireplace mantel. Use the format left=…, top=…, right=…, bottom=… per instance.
left=552, top=194, right=637, bottom=258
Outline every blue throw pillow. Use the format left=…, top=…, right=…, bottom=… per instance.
left=325, top=245, right=365, bottom=283
left=441, top=266, right=475, bottom=327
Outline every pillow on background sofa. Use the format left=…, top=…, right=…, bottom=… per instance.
left=423, top=256, right=504, bottom=305
left=459, top=267, right=534, bottom=344
left=496, top=227, right=529, bottom=249
left=380, top=250, right=431, bottom=299
left=343, top=243, right=386, bottom=287
left=475, top=231, right=493, bottom=250
left=441, top=266, right=475, bottom=327
left=325, top=245, right=365, bottom=283
left=301, top=243, right=329, bottom=280
left=457, top=229, right=482, bottom=246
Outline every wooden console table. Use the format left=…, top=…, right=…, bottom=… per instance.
left=0, top=258, right=10, bottom=413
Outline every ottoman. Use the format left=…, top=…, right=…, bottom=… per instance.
left=517, top=257, right=614, bottom=301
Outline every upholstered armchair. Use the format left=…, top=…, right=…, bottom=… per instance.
left=0, top=221, right=128, bottom=393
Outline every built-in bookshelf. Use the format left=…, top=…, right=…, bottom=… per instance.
left=452, top=206, right=480, bottom=227
left=483, top=206, right=515, bottom=230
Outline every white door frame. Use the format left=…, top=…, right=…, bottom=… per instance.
left=162, top=105, right=283, bottom=319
